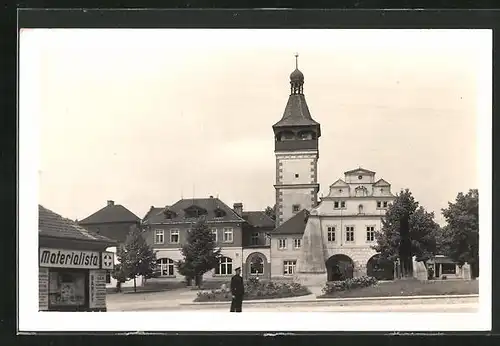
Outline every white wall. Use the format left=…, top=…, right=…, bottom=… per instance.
left=154, top=247, right=244, bottom=282
left=279, top=157, right=316, bottom=185
left=105, top=246, right=145, bottom=289
left=269, top=236, right=302, bottom=278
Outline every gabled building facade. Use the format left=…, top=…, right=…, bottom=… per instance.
left=142, top=197, right=275, bottom=281
left=296, top=168, right=396, bottom=284
left=78, top=200, right=141, bottom=243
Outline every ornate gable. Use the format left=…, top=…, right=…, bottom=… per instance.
left=373, top=179, right=391, bottom=187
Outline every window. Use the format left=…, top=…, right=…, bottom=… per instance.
left=250, top=257, right=264, bottom=275
left=156, top=258, right=175, bottom=277
left=211, top=228, right=218, bottom=242
left=334, top=201, right=346, bottom=209
left=215, top=257, right=232, bottom=275
left=48, top=270, right=86, bottom=308
left=358, top=204, right=364, bottom=214
left=345, top=226, right=355, bottom=242
left=214, top=208, right=226, bottom=218
left=283, top=261, right=297, bottom=275
left=223, top=228, right=233, bottom=243
left=366, top=226, right=375, bottom=242
left=154, top=230, right=164, bottom=244
left=278, top=238, right=287, bottom=249
left=292, top=204, right=300, bottom=213
left=383, top=201, right=388, bottom=208
left=441, top=263, right=456, bottom=275
left=169, top=229, right=179, bottom=244
left=295, top=173, right=299, bottom=178
left=327, top=226, right=336, bottom=242
left=294, top=238, right=302, bottom=249
left=105, top=271, right=111, bottom=284
left=251, top=232, right=259, bottom=246
left=377, top=201, right=382, bottom=208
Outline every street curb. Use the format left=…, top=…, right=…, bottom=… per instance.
left=179, top=294, right=479, bottom=307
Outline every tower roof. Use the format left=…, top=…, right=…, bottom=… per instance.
left=273, top=94, right=320, bottom=129
left=290, top=68, right=304, bottom=82
left=273, top=54, right=320, bottom=133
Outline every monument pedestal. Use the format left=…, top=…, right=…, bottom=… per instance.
left=295, top=272, right=327, bottom=287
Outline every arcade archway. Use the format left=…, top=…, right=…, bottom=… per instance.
left=244, top=252, right=270, bottom=280
left=366, top=254, right=394, bottom=280
left=325, top=254, right=354, bottom=281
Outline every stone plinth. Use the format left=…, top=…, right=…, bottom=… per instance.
left=412, top=257, right=428, bottom=281
left=462, top=263, right=472, bottom=280
left=294, top=273, right=327, bottom=287
left=298, top=213, right=327, bottom=273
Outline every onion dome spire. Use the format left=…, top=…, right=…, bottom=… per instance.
left=290, top=53, right=304, bottom=95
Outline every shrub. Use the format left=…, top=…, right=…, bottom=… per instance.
left=322, top=276, right=378, bottom=295
left=194, top=279, right=310, bottom=302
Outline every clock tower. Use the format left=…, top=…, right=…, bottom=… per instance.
left=273, top=55, right=321, bottom=227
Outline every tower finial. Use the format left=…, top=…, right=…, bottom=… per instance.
left=294, top=52, right=299, bottom=69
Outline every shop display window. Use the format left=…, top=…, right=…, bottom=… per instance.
left=48, top=269, right=87, bottom=309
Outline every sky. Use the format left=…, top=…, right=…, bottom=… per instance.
left=22, top=29, right=489, bottom=225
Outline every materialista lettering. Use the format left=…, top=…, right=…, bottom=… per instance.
left=40, top=250, right=99, bottom=266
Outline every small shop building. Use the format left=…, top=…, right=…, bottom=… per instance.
left=39, top=205, right=117, bottom=311
left=426, top=255, right=472, bottom=280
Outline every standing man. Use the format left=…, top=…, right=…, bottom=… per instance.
left=230, top=267, right=244, bottom=312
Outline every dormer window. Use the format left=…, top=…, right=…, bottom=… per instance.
left=184, top=205, right=207, bottom=218
left=163, top=208, right=177, bottom=219
left=214, top=208, right=226, bottom=218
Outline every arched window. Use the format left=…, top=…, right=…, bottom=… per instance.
left=156, top=258, right=175, bottom=277
left=215, top=256, right=233, bottom=275
left=250, top=256, right=264, bottom=275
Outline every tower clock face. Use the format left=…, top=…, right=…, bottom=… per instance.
left=358, top=175, right=363, bottom=180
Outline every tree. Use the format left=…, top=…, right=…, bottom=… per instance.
left=441, top=189, right=479, bottom=278
left=373, top=189, right=438, bottom=277
left=111, top=262, right=128, bottom=292
left=264, top=205, right=276, bottom=221
left=177, top=219, right=222, bottom=287
left=116, top=225, right=157, bottom=292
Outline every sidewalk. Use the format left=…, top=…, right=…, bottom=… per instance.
left=180, top=293, right=479, bottom=307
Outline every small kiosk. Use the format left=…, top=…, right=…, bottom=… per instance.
left=39, top=205, right=117, bottom=312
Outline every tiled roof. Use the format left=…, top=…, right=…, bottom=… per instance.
left=39, top=205, right=116, bottom=244
left=79, top=203, right=140, bottom=225
left=242, top=211, right=275, bottom=229
left=143, top=197, right=245, bottom=225
left=272, top=94, right=320, bottom=128
left=272, top=209, right=310, bottom=235
left=142, top=207, right=165, bottom=223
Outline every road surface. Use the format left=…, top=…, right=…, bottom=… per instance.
left=107, top=293, right=478, bottom=312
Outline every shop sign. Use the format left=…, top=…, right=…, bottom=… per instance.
left=101, top=252, right=114, bottom=270
left=39, top=267, right=49, bottom=311
left=39, top=248, right=100, bottom=269
left=89, top=270, right=107, bottom=309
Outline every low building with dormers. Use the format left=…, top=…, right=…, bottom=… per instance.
left=142, top=196, right=275, bottom=282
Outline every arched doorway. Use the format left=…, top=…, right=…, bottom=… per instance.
left=366, top=254, right=394, bottom=280
left=326, top=254, right=354, bottom=281
left=245, top=252, right=270, bottom=280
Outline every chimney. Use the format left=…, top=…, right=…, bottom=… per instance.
left=107, top=200, right=114, bottom=206
left=233, top=203, right=243, bottom=216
